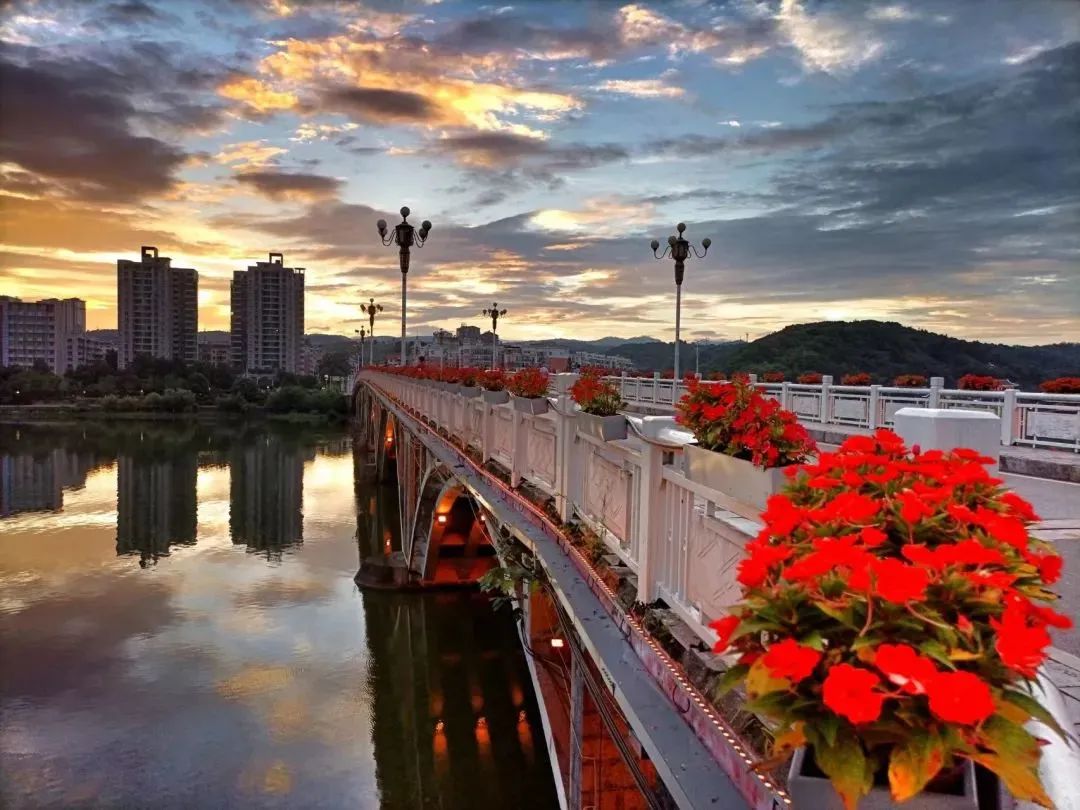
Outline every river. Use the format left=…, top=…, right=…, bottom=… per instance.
left=0, top=421, right=558, bottom=809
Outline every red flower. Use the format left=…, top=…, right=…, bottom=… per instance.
left=1034, top=553, right=1063, bottom=585
left=992, top=601, right=1052, bottom=677
left=709, top=615, right=741, bottom=653
left=927, top=671, right=995, bottom=725
left=859, top=527, right=888, bottom=547
left=762, top=638, right=821, bottom=683
left=897, top=490, right=933, bottom=523
left=736, top=541, right=793, bottom=587
left=873, top=644, right=939, bottom=695
left=823, top=664, right=886, bottom=724
left=851, top=558, right=929, bottom=603
left=972, top=507, right=1030, bottom=551
left=761, top=495, right=805, bottom=536
left=823, top=491, right=881, bottom=524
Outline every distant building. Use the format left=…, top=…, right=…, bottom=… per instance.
left=456, top=324, right=481, bottom=343
left=197, top=334, right=230, bottom=366
left=298, top=338, right=322, bottom=377
left=0, top=295, right=86, bottom=373
left=571, top=351, right=634, bottom=372
left=65, top=334, right=114, bottom=370
left=230, top=252, right=305, bottom=374
left=117, top=246, right=198, bottom=368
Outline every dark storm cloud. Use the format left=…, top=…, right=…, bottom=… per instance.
left=438, top=13, right=614, bottom=61
left=434, top=132, right=628, bottom=170
left=0, top=53, right=188, bottom=200
left=316, top=85, right=440, bottom=124
left=234, top=169, right=343, bottom=199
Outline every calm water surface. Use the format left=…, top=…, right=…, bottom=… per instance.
left=0, top=422, right=557, bottom=809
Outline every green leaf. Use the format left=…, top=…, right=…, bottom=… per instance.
left=746, top=657, right=790, bottom=698
left=970, top=715, right=1052, bottom=807
left=918, top=640, right=954, bottom=668
left=711, top=664, right=749, bottom=698
left=814, top=600, right=859, bottom=628
left=1000, top=689, right=1070, bottom=742
left=888, top=729, right=946, bottom=802
left=744, top=691, right=792, bottom=719
left=799, top=630, right=826, bottom=651
left=814, top=731, right=875, bottom=810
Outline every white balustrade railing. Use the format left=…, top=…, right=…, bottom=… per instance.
left=606, top=375, right=1080, bottom=452
left=364, top=371, right=1080, bottom=805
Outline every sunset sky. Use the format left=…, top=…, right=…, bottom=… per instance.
left=1, top=0, right=1078, bottom=343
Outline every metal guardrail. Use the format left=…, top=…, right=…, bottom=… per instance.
left=606, top=375, right=1080, bottom=453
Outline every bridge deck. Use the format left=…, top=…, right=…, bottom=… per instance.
left=366, top=380, right=765, bottom=810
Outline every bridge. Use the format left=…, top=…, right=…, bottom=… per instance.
left=353, top=370, right=1080, bottom=810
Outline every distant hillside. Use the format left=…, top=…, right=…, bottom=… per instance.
left=712, top=321, right=1079, bottom=388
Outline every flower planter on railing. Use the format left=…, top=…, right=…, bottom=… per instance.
left=788, top=748, right=979, bottom=810
left=683, top=444, right=786, bottom=517
left=460, top=386, right=480, bottom=398
left=577, top=412, right=626, bottom=441
left=512, top=395, right=548, bottom=415
left=482, top=389, right=510, bottom=405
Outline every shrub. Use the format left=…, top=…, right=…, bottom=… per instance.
left=570, top=370, right=622, bottom=416
left=762, top=371, right=785, bottom=383
left=709, top=371, right=727, bottom=381
left=713, top=429, right=1066, bottom=809
left=729, top=371, right=751, bottom=384
left=459, top=367, right=481, bottom=387
left=1039, top=376, right=1080, bottom=394
left=477, top=369, right=507, bottom=391
left=266, top=385, right=309, bottom=413
left=797, top=372, right=823, bottom=384
left=894, top=374, right=928, bottom=388
left=675, top=378, right=815, bottom=468
left=216, top=393, right=251, bottom=414
left=958, top=374, right=1000, bottom=391
left=841, top=372, right=872, bottom=386
left=507, top=367, right=550, bottom=398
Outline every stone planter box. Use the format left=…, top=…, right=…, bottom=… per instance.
left=444, top=383, right=462, bottom=395
left=683, top=444, right=787, bottom=518
left=511, top=395, right=548, bottom=415
left=578, top=412, right=627, bottom=441
left=788, top=748, right=979, bottom=810
left=459, top=386, right=480, bottom=398
left=481, top=389, right=510, bottom=404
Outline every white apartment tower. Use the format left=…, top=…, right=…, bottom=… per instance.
left=117, top=246, right=198, bottom=368
left=0, top=296, right=86, bottom=373
left=230, top=252, right=305, bottom=374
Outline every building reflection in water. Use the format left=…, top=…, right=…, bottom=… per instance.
left=116, top=435, right=199, bottom=567
left=0, top=428, right=103, bottom=517
left=229, top=431, right=309, bottom=559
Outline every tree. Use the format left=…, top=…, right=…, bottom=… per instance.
left=316, top=350, right=352, bottom=379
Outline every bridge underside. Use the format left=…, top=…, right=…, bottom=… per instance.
left=355, top=384, right=498, bottom=590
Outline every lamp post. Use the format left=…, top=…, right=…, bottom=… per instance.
left=360, top=298, right=383, bottom=367
left=481, top=303, right=507, bottom=369
left=354, top=327, right=366, bottom=371
left=650, top=223, right=710, bottom=383
left=377, top=207, right=432, bottom=367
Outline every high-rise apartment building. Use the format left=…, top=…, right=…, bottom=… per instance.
left=0, top=296, right=86, bottom=373
left=117, top=246, right=198, bottom=368
left=230, top=252, right=305, bottom=374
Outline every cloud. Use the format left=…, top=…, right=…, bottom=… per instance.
left=234, top=169, right=343, bottom=200
left=594, top=77, right=684, bottom=98
left=316, top=84, right=440, bottom=124
left=775, top=0, right=885, bottom=73
left=0, top=52, right=189, bottom=200
left=216, top=140, right=288, bottom=168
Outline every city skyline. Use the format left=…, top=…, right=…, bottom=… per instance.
left=1, top=0, right=1078, bottom=345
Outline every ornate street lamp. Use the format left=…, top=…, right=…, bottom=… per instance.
left=360, top=298, right=383, bottom=366
left=481, top=302, right=507, bottom=369
left=354, top=327, right=366, bottom=371
left=650, top=223, right=710, bottom=383
left=377, top=207, right=432, bottom=366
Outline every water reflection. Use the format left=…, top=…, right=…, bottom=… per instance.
left=0, top=422, right=557, bottom=809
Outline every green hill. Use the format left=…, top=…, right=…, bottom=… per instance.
left=702, top=321, right=1079, bottom=389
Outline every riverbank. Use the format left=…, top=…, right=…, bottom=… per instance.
left=0, top=404, right=348, bottom=425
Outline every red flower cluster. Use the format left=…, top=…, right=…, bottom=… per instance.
left=478, top=369, right=507, bottom=391
left=569, top=370, right=622, bottom=416
left=893, top=373, right=928, bottom=388
left=957, top=373, right=1001, bottom=391
left=796, top=371, right=823, bottom=384
left=841, top=372, right=872, bottom=385
left=507, top=367, right=550, bottom=398
left=715, top=429, right=1067, bottom=808
left=675, top=378, right=815, bottom=469
left=1040, top=376, right=1080, bottom=394
left=761, top=371, right=785, bottom=383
